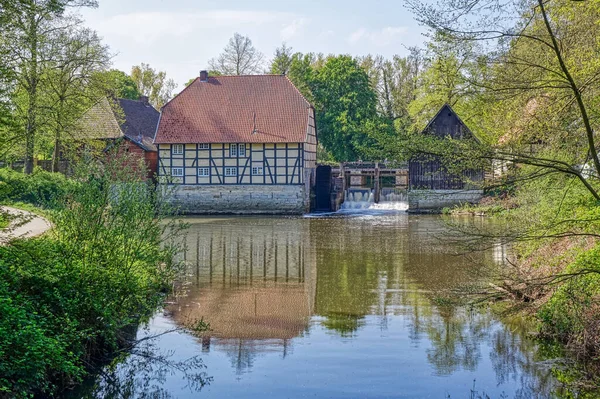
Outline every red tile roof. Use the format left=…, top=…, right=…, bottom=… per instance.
left=154, top=75, right=313, bottom=144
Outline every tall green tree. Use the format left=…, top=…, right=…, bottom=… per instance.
left=130, top=63, right=176, bottom=108
left=270, top=43, right=294, bottom=75
left=359, top=50, right=423, bottom=128
left=286, top=52, right=319, bottom=102
left=42, top=27, right=110, bottom=171
left=0, top=0, right=99, bottom=174
left=98, top=69, right=140, bottom=100
left=310, top=56, right=379, bottom=161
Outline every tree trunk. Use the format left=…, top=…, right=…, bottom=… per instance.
left=24, top=132, right=34, bottom=174
left=24, top=11, right=38, bottom=175
left=51, top=135, right=60, bottom=173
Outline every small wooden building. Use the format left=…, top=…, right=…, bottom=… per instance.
left=409, top=104, right=484, bottom=190
left=153, top=71, right=318, bottom=214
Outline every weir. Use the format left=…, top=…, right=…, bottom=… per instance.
left=341, top=187, right=408, bottom=211
left=314, top=159, right=482, bottom=213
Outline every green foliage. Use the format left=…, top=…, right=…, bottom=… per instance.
left=286, top=52, right=318, bottom=102
left=270, top=43, right=294, bottom=75
left=538, top=246, right=600, bottom=338
left=130, top=63, right=176, bottom=108
left=310, top=56, right=379, bottom=161
left=0, top=168, right=77, bottom=207
left=0, top=157, right=182, bottom=397
left=98, top=69, right=141, bottom=100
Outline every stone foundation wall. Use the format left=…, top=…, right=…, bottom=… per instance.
left=165, top=184, right=307, bottom=215
left=408, top=189, right=483, bottom=213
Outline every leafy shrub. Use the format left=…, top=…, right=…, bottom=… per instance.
left=538, top=245, right=600, bottom=361
left=0, top=157, right=183, bottom=398
left=0, top=168, right=78, bottom=207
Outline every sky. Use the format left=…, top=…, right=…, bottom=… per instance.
left=80, top=0, right=427, bottom=89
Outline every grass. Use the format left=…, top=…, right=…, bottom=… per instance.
left=0, top=212, right=11, bottom=229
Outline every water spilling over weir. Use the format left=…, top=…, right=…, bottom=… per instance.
left=340, top=188, right=408, bottom=211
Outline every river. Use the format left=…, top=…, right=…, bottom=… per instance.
left=73, top=211, right=570, bottom=398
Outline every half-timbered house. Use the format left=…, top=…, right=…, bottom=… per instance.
left=154, top=71, right=317, bottom=214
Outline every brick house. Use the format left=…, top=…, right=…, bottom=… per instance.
left=80, top=96, right=159, bottom=180
left=153, top=71, right=318, bottom=214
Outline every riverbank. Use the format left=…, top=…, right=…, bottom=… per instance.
left=0, top=167, right=182, bottom=398
left=448, top=192, right=600, bottom=389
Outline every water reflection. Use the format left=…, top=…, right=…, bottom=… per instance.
left=76, top=214, right=571, bottom=398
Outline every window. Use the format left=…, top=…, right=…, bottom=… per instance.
left=172, top=144, right=184, bottom=155
left=252, top=166, right=263, bottom=175
left=171, top=167, right=184, bottom=177
left=198, top=143, right=209, bottom=150
left=197, top=167, right=210, bottom=177
left=224, top=167, right=237, bottom=177
left=230, top=144, right=237, bottom=157
left=238, top=144, right=246, bottom=157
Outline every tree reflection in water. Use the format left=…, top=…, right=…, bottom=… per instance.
left=76, top=335, right=211, bottom=399
left=79, top=215, right=583, bottom=398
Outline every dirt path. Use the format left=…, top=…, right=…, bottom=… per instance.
left=0, top=206, right=52, bottom=244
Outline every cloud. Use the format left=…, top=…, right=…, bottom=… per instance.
left=348, top=28, right=366, bottom=44
left=348, top=26, right=409, bottom=47
left=318, top=29, right=335, bottom=39
left=280, top=18, right=308, bottom=41
left=88, top=10, right=298, bottom=46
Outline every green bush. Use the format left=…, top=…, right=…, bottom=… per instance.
left=538, top=245, right=600, bottom=358
left=0, top=168, right=78, bottom=207
left=0, top=159, right=183, bottom=398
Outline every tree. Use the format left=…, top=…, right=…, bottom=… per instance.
left=310, top=56, right=379, bottom=161
left=41, top=27, right=110, bottom=171
left=408, top=34, right=479, bottom=130
left=359, top=51, right=423, bottom=126
left=208, top=33, right=264, bottom=75
left=130, top=63, right=176, bottom=108
left=270, top=43, right=294, bottom=75
left=98, top=69, right=140, bottom=100
left=407, top=0, right=600, bottom=200
left=0, top=0, right=99, bottom=174
left=286, top=52, right=319, bottom=102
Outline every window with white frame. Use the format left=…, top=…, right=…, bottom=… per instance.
left=198, top=143, right=209, bottom=150
left=224, top=167, right=237, bottom=177
left=252, top=166, right=263, bottom=175
left=229, top=144, right=238, bottom=157
left=171, top=167, right=184, bottom=177
left=197, top=167, right=210, bottom=177
left=172, top=144, right=184, bottom=155
left=238, top=144, right=246, bottom=157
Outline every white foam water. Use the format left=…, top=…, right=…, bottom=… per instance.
left=340, top=189, right=408, bottom=213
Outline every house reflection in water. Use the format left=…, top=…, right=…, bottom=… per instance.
left=162, top=216, right=558, bottom=397
left=166, top=218, right=316, bottom=374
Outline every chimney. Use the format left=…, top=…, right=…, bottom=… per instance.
left=138, top=95, right=149, bottom=105
left=200, top=70, right=208, bottom=82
